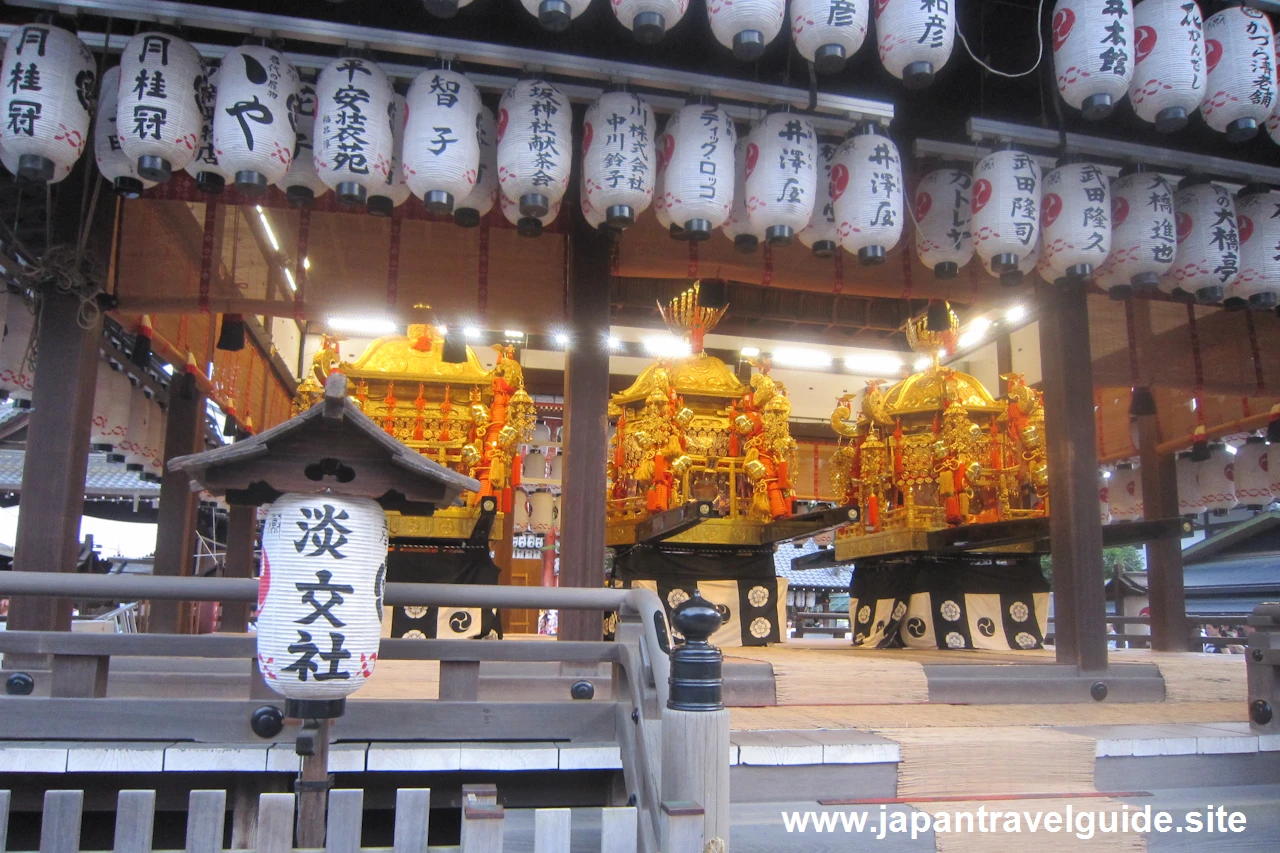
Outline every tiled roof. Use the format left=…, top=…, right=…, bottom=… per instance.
left=774, top=538, right=852, bottom=589
left=0, top=449, right=160, bottom=497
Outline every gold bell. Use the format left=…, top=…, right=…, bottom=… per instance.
left=461, top=445, right=480, bottom=466
left=931, top=440, right=949, bottom=461
left=734, top=414, right=754, bottom=434
left=674, top=406, right=695, bottom=427
left=670, top=455, right=693, bottom=477
left=497, top=425, right=519, bottom=446
left=1030, top=464, right=1049, bottom=488
left=966, top=461, right=982, bottom=482
left=1020, top=424, right=1039, bottom=445
left=744, top=459, right=767, bottom=480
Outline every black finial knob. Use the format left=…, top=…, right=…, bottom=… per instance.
left=667, top=591, right=724, bottom=711
left=250, top=705, right=285, bottom=738
left=1250, top=699, right=1274, bottom=726
left=5, top=672, right=35, bottom=695
left=1090, top=681, right=1109, bottom=702
left=570, top=680, right=595, bottom=700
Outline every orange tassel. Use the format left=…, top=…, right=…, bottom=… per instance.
left=777, top=461, right=790, bottom=490
left=867, top=494, right=879, bottom=529
left=512, top=455, right=522, bottom=487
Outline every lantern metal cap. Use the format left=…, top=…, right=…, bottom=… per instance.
left=1223, top=296, right=1248, bottom=311
left=683, top=219, right=713, bottom=241
left=605, top=204, right=635, bottom=228
left=367, top=195, right=394, bottom=217
left=1225, top=117, right=1259, bottom=143
left=285, top=698, right=346, bottom=720
left=454, top=207, right=482, bottom=227
left=137, top=155, right=172, bottom=183
left=519, top=192, right=550, bottom=218
left=991, top=252, right=1018, bottom=273
left=1108, top=283, right=1133, bottom=301
left=1080, top=93, right=1115, bottom=122
left=538, top=0, right=573, bottom=32
left=235, top=170, right=269, bottom=195
left=669, top=223, right=688, bottom=240
left=286, top=185, right=315, bottom=207
left=1250, top=292, right=1278, bottom=310
left=113, top=176, right=145, bottom=200
left=858, top=245, right=886, bottom=266
left=732, top=30, right=766, bottom=61
left=196, top=172, right=226, bottom=195
left=813, top=44, right=847, bottom=75
left=517, top=216, right=544, bottom=238
left=16, top=154, right=54, bottom=184
left=901, top=60, right=935, bottom=90
left=633, top=11, right=666, bottom=44
left=1065, top=263, right=1093, bottom=281
left=1130, top=271, right=1160, bottom=291
left=1154, top=106, right=1188, bottom=134
left=811, top=240, right=836, bottom=258
left=337, top=181, right=368, bottom=206
left=933, top=261, right=959, bottom=280
left=733, top=234, right=759, bottom=254
left=424, top=190, right=454, bottom=214
left=1194, top=285, right=1224, bottom=305
left=422, top=0, right=460, bottom=18
left=765, top=224, right=794, bottom=246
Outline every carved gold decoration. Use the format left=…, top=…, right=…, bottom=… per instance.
left=388, top=508, right=506, bottom=540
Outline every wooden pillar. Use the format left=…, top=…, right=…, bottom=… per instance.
left=996, top=332, right=1013, bottom=396
left=1037, top=280, right=1108, bottom=672
left=557, top=225, right=612, bottom=642
left=1138, top=416, right=1188, bottom=651
left=219, top=503, right=257, bottom=633
left=147, top=373, right=208, bottom=634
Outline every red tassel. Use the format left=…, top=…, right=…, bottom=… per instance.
left=867, top=494, right=879, bottom=530
left=502, top=487, right=513, bottom=514
left=512, top=455, right=523, bottom=488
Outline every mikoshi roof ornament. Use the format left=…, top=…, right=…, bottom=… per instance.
left=453, top=105, right=499, bottom=228
left=1052, top=0, right=1135, bottom=120
left=1171, top=175, right=1239, bottom=305
left=798, top=139, right=839, bottom=258
left=663, top=102, right=736, bottom=241
left=1099, top=164, right=1175, bottom=297
left=833, top=122, right=903, bottom=266
left=498, top=79, right=572, bottom=218
left=93, top=67, right=154, bottom=199
left=745, top=111, right=818, bottom=246
left=707, top=0, right=786, bottom=61
left=613, top=0, right=689, bottom=44
left=874, top=0, right=956, bottom=89
left=521, top=0, right=593, bottom=32
left=913, top=164, right=974, bottom=279
left=116, top=27, right=204, bottom=183
left=315, top=55, right=394, bottom=213
left=790, top=0, right=869, bottom=74
left=212, top=42, right=300, bottom=195
left=1129, top=0, right=1204, bottom=133
left=372, top=92, right=412, bottom=211
left=0, top=17, right=96, bottom=184
left=1201, top=3, right=1277, bottom=143
left=185, top=61, right=233, bottom=195
left=1234, top=435, right=1273, bottom=509
left=1108, top=462, right=1143, bottom=522
left=404, top=68, right=481, bottom=214
left=970, top=146, right=1041, bottom=285
left=582, top=91, right=656, bottom=229
left=278, top=73, right=330, bottom=207
left=1230, top=184, right=1280, bottom=311
left=723, top=136, right=766, bottom=253
left=1039, top=160, right=1111, bottom=282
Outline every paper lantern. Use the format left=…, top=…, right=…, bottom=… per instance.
left=454, top=106, right=499, bottom=228
left=0, top=298, right=35, bottom=405
left=94, top=67, right=154, bottom=199
left=532, top=421, right=553, bottom=443
left=1229, top=184, right=1280, bottom=311
left=521, top=0, right=593, bottom=32
left=529, top=490, right=557, bottom=533
left=1052, top=0, right=1136, bottom=120
left=971, top=148, right=1041, bottom=283
left=614, top=0, right=689, bottom=44
left=1109, top=463, right=1144, bottom=521
left=512, top=490, right=531, bottom=532
left=500, top=192, right=561, bottom=237
left=745, top=112, right=817, bottom=245
left=1104, top=165, right=1176, bottom=295
left=257, top=493, right=388, bottom=712
left=1198, top=442, right=1238, bottom=513
left=1039, top=161, right=1111, bottom=282
left=523, top=448, right=548, bottom=480
left=116, top=29, right=203, bottom=183
left=708, top=0, right=786, bottom=60
left=404, top=69, right=480, bottom=214
left=370, top=93, right=412, bottom=211
left=913, top=166, right=973, bottom=279
left=278, top=75, right=329, bottom=207
left=549, top=451, right=563, bottom=480
left=790, top=0, right=869, bottom=74
left=663, top=103, right=736, bottom=240
left=184, top=60, right=233, bottom=195
left=581, top=187, right=607, bottom=229
left=1233, top=436, right=1273, bottom=508
left=1175, top=451, right=1205, bottom=515
left=653, top=119, right=679, bottom=236
left=1130, top=0, right=1205, bottom=132
left=1171, top=176, right=1239, bottom=304
left=121, top=389, right=152, bottom=471
left=315, top=56, right=393, bottom=211
left=90, top=363, right=132, bottom=451
left=212, top=44, right=299, bottom=194
left=583, top=92, right=656, bottom=229
left=423, top=0, right=476, bottom=19
left=0, top=20, right=96, bottom=183
left=832, top=123, right=903, bottom=265
left=875, top=0, right=955, bottom=89
left=1202, top=5, right=1277, bottom=142
left=723, top=136, right=765, bottom=253
left=553, top=494, right=562, bottom=531
left=498, top=79, right=572, bottom=218
left=798, top=140, right=839, bottom=258
left=1099, top=475, right=1112, bottom=525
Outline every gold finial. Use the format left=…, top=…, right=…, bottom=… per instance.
left=657, top=280, right=728, bottom=353
left=905, top=302, right=957, bottom=367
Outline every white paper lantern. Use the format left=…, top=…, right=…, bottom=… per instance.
left=404, top=69, right=480, bottom=214
left=875, top=0, right=956, bottom=89
left=500, top=192, right=561, bottom=237
left=1099, top=475, right=1112, bottom=525
left=653, top=119, right=678, bottom=235
left=583, top=92, right=656, bottom=229
left=1229, top=185, right=1280, bottom=311
left=315, top=56, right=393, bottom=212
left=1130, top=0, right=1205, bottom=132
left=971, top=148, right=1042, bottom=283
left=121, top=388, right=152, bottom=471
left=1176, top=451, right=1205, bottom=516
left=454, top=106, right=498, bottom=227
left=798, top=140, right=839, bottom=258
left=212, top=44, right=299, bottom=194
left=257, top=493, right=388, bottom=709
left=1202, top=5, right=1277, bottom=142
left=708, top=0, right=786, bottom=60
left=116, top=30, right=203, bottom=183
left=184, top=60, right=233, bottom=195
left=581, top=186, right=607, bottom=229
left=521, top=0, right=593, bottom=32
left=0, top=21, right=96, bottom=183
left=1109, top=464, right=1144, bottom=521
left=913, top=166, right=974, bottom=279
left=1233, top=436, right=1273, bottom=508
left=512, top=490, right=531, bottom=532
left=0, top=298, right=35, bottom=405
left=498, top=79, right=572, bottom=218
left=529, top=490, right=557, bottom=533
left=791, top=0, right=869, bottom=74
left=1104, top=166, right=1176, bottom=294
left=1198, top=442, right=1238, bottom=513
left=523, top=448, right=548, bottom=480
left=664, top=103, right=736, bottom=240
left=832, top=123, right=903, bottom=265
left=90, top=363, right=132, bottom=451
left=1171, top=177, right=1239, bottom=304
left=723, top=135, right=766, bottom=253
left=745, top=113, right=817, bottom=245
left=142, top=397, right=165, bottom=477
left=94, top=67, right=155, bottom=199
left=1039, top=161, right=1111, bottom=282
left=370, top=92, right=412, bottom=211
left=1052, top=0, right=1136, bottom=120
left=614, top=0, right=689, bottom=44
left=278, top=75, right=329, bottom=207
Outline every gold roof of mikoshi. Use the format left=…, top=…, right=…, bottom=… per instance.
left=340, top=324, right=491, bottom=385
left=611, top=353, right=746, bottom=406
left=880, top=365, right=1005, bottom=417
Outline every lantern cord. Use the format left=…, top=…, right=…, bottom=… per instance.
left=955, top=0, right=1046, bottom=80
left=807, top=62, right=818, bottom=112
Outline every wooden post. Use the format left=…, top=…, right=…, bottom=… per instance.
left=148, top=373, right=208, bottom=634
left=392, top=789, right=432, bottom=853
left=996, top=332, right=1014, bottom=396
left=534, top=808, right=571, bottom=853
left=558, top=224, right=612, bottom=642
left=1037, top=280, right=1108, bottom=672
left=295, top=718, right=331, bottom=848
left=1138, top=416, right=1188, bottom=651
left=460, top=794, right=505, bottom=853
left=220, top=503, right=257, bottom=632
left=186, top=790, right=228, bottom=853
left=113, top=790, right=156, bottom=853
left=659, top=802, right=705, bottom=853
left=39, top=790, right=84, bottom=853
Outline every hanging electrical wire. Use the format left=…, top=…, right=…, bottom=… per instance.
left=956, top=0, right=1046, bottom=79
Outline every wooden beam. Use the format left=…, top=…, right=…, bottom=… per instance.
left=1138, top=415, right=1187, bottom=651
left=219, top=503, right=257, bottom=633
